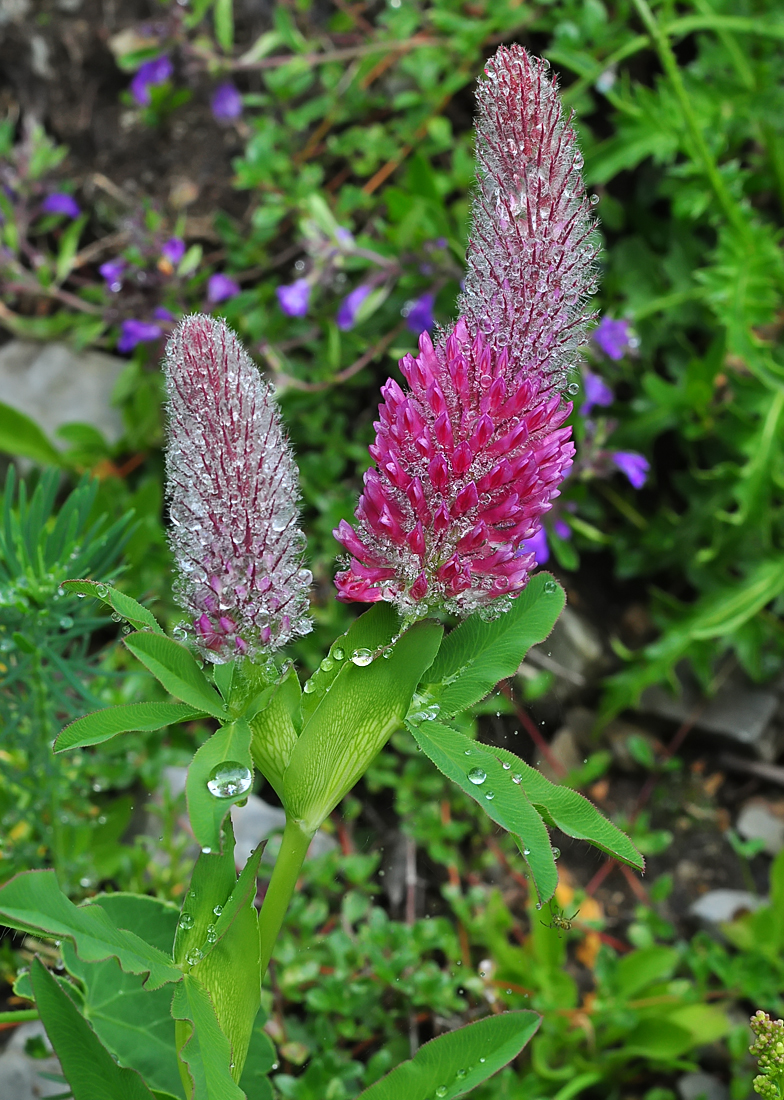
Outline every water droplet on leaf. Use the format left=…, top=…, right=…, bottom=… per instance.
left=96, top=584, right=108, bottom=597
left=467, top=767, right=486, bottom=785
left=186, top=949, right=203, bottom=966
left=303, top=680, right=316, bottom=694
left=552, top=846, right=561, bottom=859
left=179, top=913, right=194, bottom=930
left=485, top=791, right=495, bottom=800
left=350, top=647, right=373, bottom=666
left=206, top=924, right=218, bottom=944
left=213, top=905, right=223, bottom=917
left=206, top=761, right=252, bottom=799
left=543, top=580, right=558, bottom=594
left=332, top=647, right=345, bottom=660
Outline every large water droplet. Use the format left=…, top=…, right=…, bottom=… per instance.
left=543, top=580, right=558, bottom=595
left=320, top=657, right=333, bottom=672
left=186, top=948, right=203, bottom=966
left=303, top=680, right=316, bottom=694
left=467, top=767, right=486, bottom=786
left=179, top=913, right=194, bottom=930
left=206, top=762, right=252, bottom=799
left=350, top=648, right=373, bottom=666
left=566, top=382, right=580, bottom=396
left=332, top=647, right=345, bottom=660
left=96, top=583, right=109, bottom=597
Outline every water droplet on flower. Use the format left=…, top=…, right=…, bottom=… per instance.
left=350, top=648, right=373, bottom=666
left=186, top=949, right=203, bottom=966
left=179, top=913, right=194, bottom=930
left=173, top=626, right=188, bottom=642
left=552, top=846, right=561, bottom=859
left=206, top=761, right=252, bottom=799
left=467, top=767, right=486, bottom=785
left=303, top=680, right=316, bottom=694
left=206, top=924, right=218, bottom=943
left=332, top=647, right=345, bottom=660
left=213, top=905, right=223, bottom=917
left=485, top=791, right=495, bottom=800
left=543, top=580, right=558, bottom=594
left=590, top=193, right=600, bottom=205
left=566, top=382, right=580, bottom=395
left=96, top=584, right=109, bottom=597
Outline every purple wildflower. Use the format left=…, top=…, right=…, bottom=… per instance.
left=164, top=315, right=312, bottom=661
left=161, top=238, right=185, bottom=265
left=522, top=526, right=549, bottom=566
left=334, top=45, right=593, bottom=618
left=612, top=451, right=649, bottom=489
left=130, top=55, right=173, bottom=107
left=117, top=319, right=163, bottom=353
left=211, top=82, right=243, bottom=122
left=337, top=284, right=371, bottom=331
left=207, top=273, right=241, bottom=304
left=153, top=306, right=175, bottom=322
left=580, top=369, right=614, bottom=415
left=99, top=258, right=125, bottom=292
left=594, top=316, right=630, bottom=361
left=276, top=278, right=310, bottom=318
left=405, top=292, right=436, bottom=335
left=552, top=517, right=571, bottom=540
left=42, top=193, right=80, bottom=219
left=335, top=227, right=354, bottom=247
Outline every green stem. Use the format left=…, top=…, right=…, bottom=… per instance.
left=258, top=817, right=313, bottom=980
left=0, top=1009, right=39, bottom=1022
left=630, top=0, right=751, bottom=240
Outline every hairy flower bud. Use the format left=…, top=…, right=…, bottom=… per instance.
left=334, top=46, right=595, bottom=618
left=165, top=314, right=311, bottom=661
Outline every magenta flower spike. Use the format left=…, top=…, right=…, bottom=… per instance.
left=164, top=315, right=312, bottom=662
left=334, top=46, right=597, bottom=619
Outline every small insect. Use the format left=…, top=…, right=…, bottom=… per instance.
left=541, top=905, right=580, bottom=935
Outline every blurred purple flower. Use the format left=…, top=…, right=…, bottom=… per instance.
left=117, top=319, right=163, bottom=353
left=594, top=316, right=630, bottom=361
left=207, top=273, right=241, bottom=304
left=42, top=193, right=80, bottom=219
left=521, top=527, right=549, bottom=566
left=276, top=278, right=310, bottom=318
left=405, top=292, right=435, bottom=335
left=211, top=82, right=243, bottom=122
left=337, top=284, right=371, bottom=331
left=153, top=306, right=175, bottom=322
left=130, top=55, right=173, bottom=107
left=612, top=451, right=649, bottom=489
left=580, top=369, right=614, bottom=415
left=553, top=518, right=572, bottom=540
left=99, top=258, right=125, bottom=292
left=161, top=238, right=185, bottom=265
left=335, top=227, right=354, bottom=247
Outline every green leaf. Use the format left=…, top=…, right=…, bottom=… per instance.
left=0, top=401, right=62, bottom=465
left=30, top=958, right=158, bottom=1100
left=248, top=666, right=301, bottom=799
left=214, top=0, right=234, bottom=52
left=124, top=632, right=227, bottom=719
left=409, top=721, right=557, bottom=904
left=285, top=605, right=443, bottom=833
left=421, top=575, right=565, bottom=718
left=186, top=721, right=254, bottom=853
left=172, top=975, right=245, bottom=1100
left=55, top=702, right=204, bottom=752
left=355, top=1010, right=540, bottom=1100
left=0, top=871, right=182, bottom=991
left=238, top=1017, right=275, bottom=1100
left=62, top=580, right=165, bottom=634
left=484, top=744, right=644, bottom=872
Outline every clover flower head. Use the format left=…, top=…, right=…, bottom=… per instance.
left=164, top=314, right=312, bottom=662
left=334, top=45, right=595, bottom=619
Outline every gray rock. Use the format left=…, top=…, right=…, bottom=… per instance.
left=677, top=1071, right=729, bottom=1100
left=0, top=340, right=126, bottom=449
left=736, top=800, right=784, bottom=855
left=0, top=0, right=30, bottom=25
left=688, top=889, right=766, bottom=924
left=640, top=664, right=780, bottom=760
left=0, top=1021, right=64, bottom=1098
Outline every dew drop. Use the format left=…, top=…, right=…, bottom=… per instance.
left=320, top=657, right=333, bottom=672
left=332, top=647, right=345, bottom=660
left=566, top=382, right=580, bottom=396
left=179, top=913, right=194, bottom=930
left=206, top=761, right=252, bottom=799
left=303, top=680, right=316, bottom=694
left=479, top=1057, right=486, bottom=1064
left=512, top=773, right=522, bottom=784
left=467, top=767, right=486, bottom=786
left=213, top=905, right=223, bottom=917
left=502, top=762, right=511, bottom=770
left=485, top=791, right=495, bottom=801
left=435, top=1088, right=448, bottom=1098
left=76, top=592, right=85, bottom=599
left=551, top=846, right=561, bottom=859
left=96, top=583, right=108, bottom=597
left=59, top=616, right=73, bottom=629
left=535, top=902, right=543, bottom=910
left=543, top=580, right=558, bottom=594
left=464, top=749, right=472, bottom=756
left=590, top=193, right=600, bottom=205
left=456, top=1068, right=467, bottom=1079
left=205, top=924, right=218, bottom=944
left=201, top=847, right=212, bottom=854
left=523, top=847, right=531, bottom=855
left=186, top=949, right=203, bottom=966
left=350, top=647, right=373, bottom=666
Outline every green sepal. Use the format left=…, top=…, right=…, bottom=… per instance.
left=185, top=720, right=254, bottom=854
left=62, top=579, right=165, bottom=635
left=124, top=631, right=227, bottom=720
left=420, top=574, right=565, bottom=718
left=355, top=1010, right=540, bottom=1100
left=284, top=605, right=443, bottom=833
left=55, top=702, right=204, bottom=752
left=30, top=958, right=159, bottom=1100
left=0, top=870, right=182, bottom=991
left=409, top=720, right=558, bottom=904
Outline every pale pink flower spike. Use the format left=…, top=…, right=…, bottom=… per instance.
left=334, top=46, right=598, bottom=619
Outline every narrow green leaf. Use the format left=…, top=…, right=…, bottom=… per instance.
left=285, top=606, right=443, bottom=833
left=0, top=401, right=62, bottom=465
left=409, top=721, right=557, bottom=903
left=355, top=1010, right=540, bottom=1100
left=55, top=702, right=204, bottom=753
left=488, top=744, right=645, bottom=871
left=0, top=871, right=182, bottom=990
left=172, top=975, right=245, bottom=1100
left=61, top=579, right=165, bottom=634
left=421, top=575, right=565, bottom=718
left=124, top=632, right=227, bottom=719
left=186, top=721, right=253, bottom=853
left=248, top=667, right=300, bottom=799
left=214, top=0, right=234, bottom=52
left=30, top=958, right=158, bottom=1100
